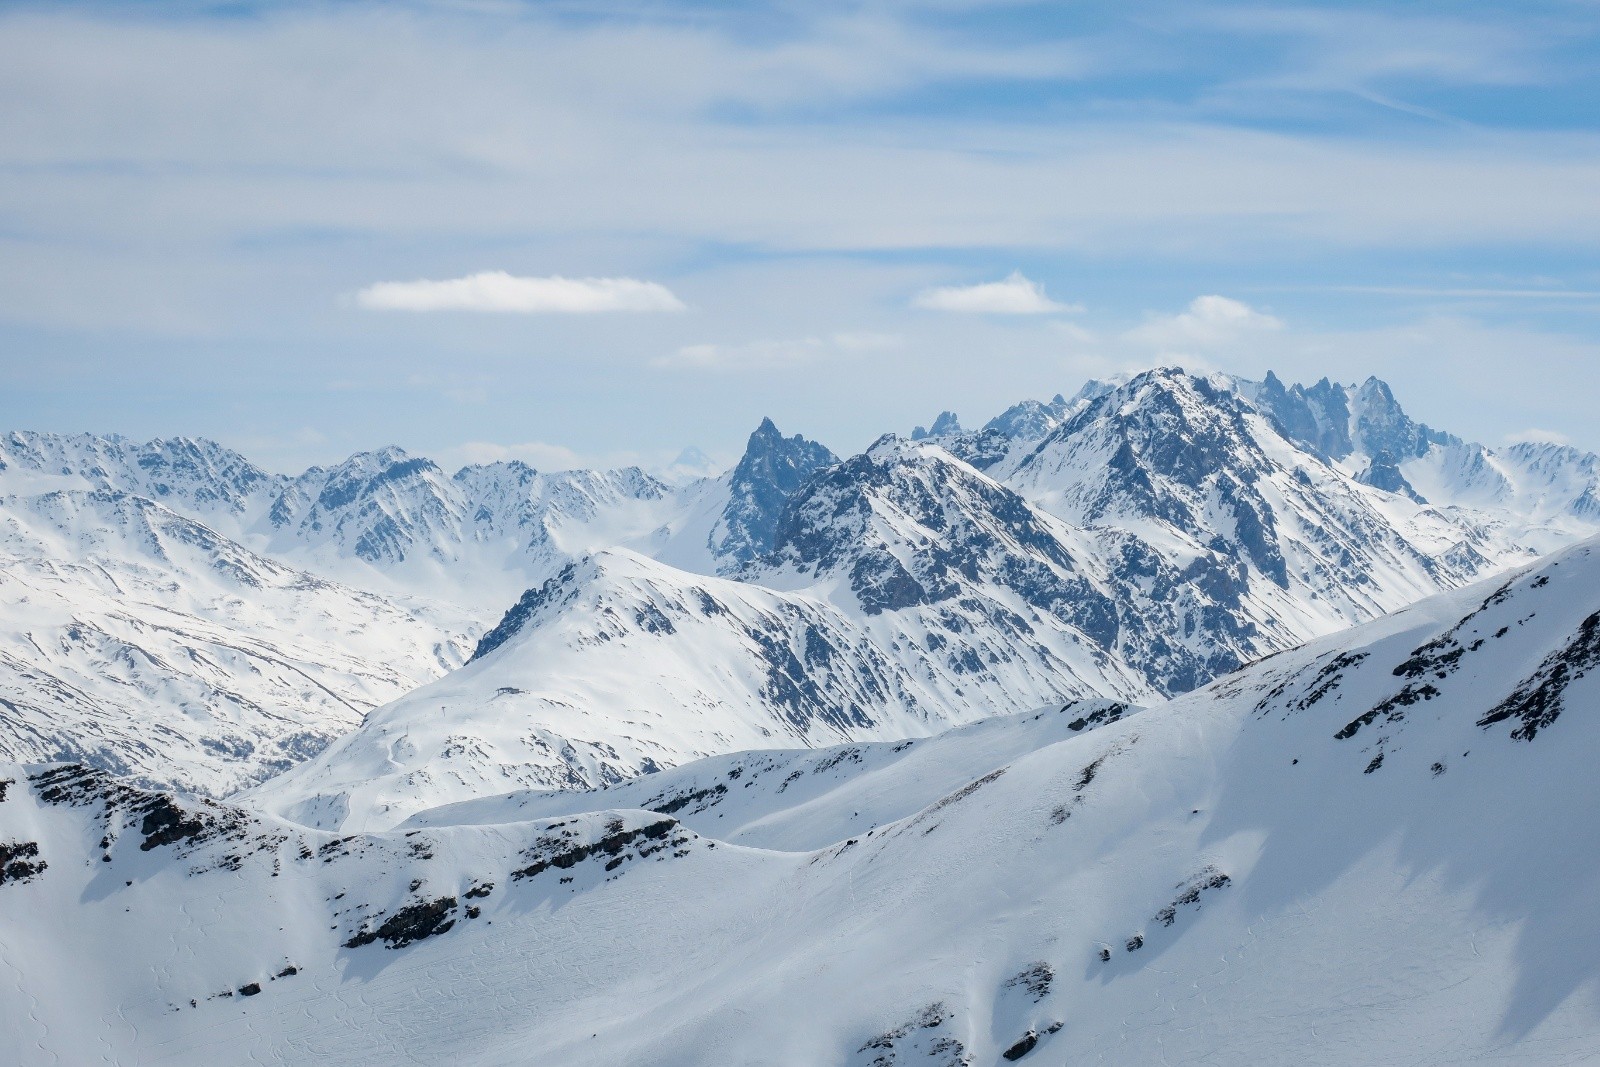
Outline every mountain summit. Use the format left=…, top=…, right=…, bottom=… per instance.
left=708, top=417, right=837, bottom=566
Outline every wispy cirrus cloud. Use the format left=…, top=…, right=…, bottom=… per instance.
left=659, top=331, right=900, bottom=370
left=441, top=439, right=599, bottom=471
left=355, top=272, right=685, bottom=313
left=912, top=272, right=1077, bottom=315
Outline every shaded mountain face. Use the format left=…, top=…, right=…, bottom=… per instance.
left=708, top=418, right=837, bottom=566
left=271, top=449, right=461, bottom=566
left=1245, top=370, right=1460, bottom=463
left=1238, top=370, right=1600, bottom=541
left=11, top=538, right=1600, bottom=1066
left=753, top=434, right=1255, bottom=695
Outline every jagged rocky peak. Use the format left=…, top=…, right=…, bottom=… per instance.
left=762, top=435, right=1091, bottom=617
left=1242, top=370, right=1457, bottom=464
left=1249, top=370, right=1355, bottom=460
left=1006, top=368, right=1304, bottom=588
left=910, top=411, right=963, bottom=440
left=1024, top=366, right=1277, bottom=494
left=983, top=394, right=1070, bottom=441
left=0, top=430, right=279, bottom=514
left=1348, top=375, right=1458, bottom=461
left=709, top=417, right=837, bottom=566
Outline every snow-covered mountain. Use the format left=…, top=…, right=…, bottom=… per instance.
left=1240, top=370, right=1600, bottom=547
left=250, top=369, right=1599, bottom=824
left=6, top=368, right=1600, bottom=802
left=0, top=434, right=683, bottom=793
left=0, top=488, right=474, bottom=795
left=7, top=535, right=1600, bottom=1064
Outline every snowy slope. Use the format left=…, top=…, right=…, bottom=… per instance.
left=7, top=537, right=1600, bottom=1064
left=246, top=546, right=1156, bottom=831
left=0, top=489, right=475, bottom=795
left=403, top=697, right=1139, bottom=852
left=0, top=436, right=695, bottom=794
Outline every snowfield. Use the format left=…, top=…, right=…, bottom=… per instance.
left=6, top=535, right=1600, bottom=1064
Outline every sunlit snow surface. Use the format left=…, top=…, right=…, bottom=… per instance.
left=6, top=539, right=1600, bottom=1064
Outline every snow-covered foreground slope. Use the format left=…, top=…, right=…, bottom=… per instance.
left=7, top=537, right=1600, bottom=1064
left=403, top=697, right=1139, bottom=852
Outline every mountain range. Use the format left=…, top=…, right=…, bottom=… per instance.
left=4, top=367, right=1598, bottom=809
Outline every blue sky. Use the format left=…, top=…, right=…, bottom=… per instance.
left=3, top=0, right=1600, bottom=471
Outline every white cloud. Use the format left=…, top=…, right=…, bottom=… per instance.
left=441, top=439, right=714, bottom=475
left=912, top=272, right=1077, bottom=315
left=442, top=440, right=599, bottom=471
left=1046, top=319, right=1099, bottom=345
left=355, top=272, right=685, bottom=313
left=1505, top=428, right=1572, bottom=446
left=1125, top=295, right=1283, bottom=349
left=658, top=331, right=901, bottom=370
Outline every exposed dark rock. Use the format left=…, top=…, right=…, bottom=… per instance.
left=344, top=896, right=460, bottom=950
left=1001, top=1032, right=1038, bottom=1060
left=1152, top=868, right=1231, bottom=928
left=511, top=818, right=679, bottom=881
left=0, top=841, right=46, bottom=886
left=1003, top=962, right=1053, bottom=1003
left=1479, top=611, right=1600, bottom=740
left=470, top=562, right=582, bottom=662
left=1066, top=702, right=1131, bottom=732
left=1336, top=684, right=1441, bottom=741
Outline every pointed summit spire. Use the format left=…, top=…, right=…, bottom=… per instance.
left=709, top=419, right=837, bottom=568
